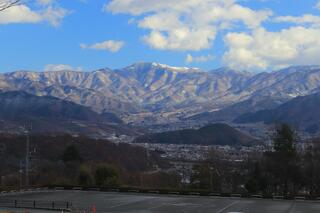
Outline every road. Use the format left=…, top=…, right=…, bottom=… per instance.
left=1, top=190, right=320, bottom=213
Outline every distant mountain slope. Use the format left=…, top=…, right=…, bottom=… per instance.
left=0, top=91, right=122, bottom=123
left=234, top=92, right=320, bottom=133
left=187, top=96, right=284, bottom=122
left=0, top=91, right=143, bottom=136
left=1, top=63, right=320, bottom=124
left=133, top=123, right=259, bottom=146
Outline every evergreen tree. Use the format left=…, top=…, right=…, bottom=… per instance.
left=266, top=124, right=300, bottom=196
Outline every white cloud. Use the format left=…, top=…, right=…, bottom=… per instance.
left=0, top=5, right=42, bottom=24
left=274, top=14, right=320, bottom=27
left=41, top=6, right=69, bottom=27
left=44, top=64, right=83, bottom=72
left=80, top=40, right=124, bottom=52
left=0, top=0, right=69, bottom=26
left=185, top=54, right=215, bottom=64
left=223, top=27, right=320, bottom=70
left=105, top=0, right=272, bottom=51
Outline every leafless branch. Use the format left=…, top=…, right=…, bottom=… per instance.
left=0, top=0, right=21, bottom=12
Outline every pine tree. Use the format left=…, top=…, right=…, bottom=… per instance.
left=270, top=124, right=299, bottom=196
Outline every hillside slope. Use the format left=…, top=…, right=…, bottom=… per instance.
left=0, top=91, right=122, bottom=123
left=0, top=91, right=144, bottom=136
left=187, top=96, right=283, bottom=122
left=133, top=123, right=259, bottom=146
left=234, top=92, right=320, bottom=133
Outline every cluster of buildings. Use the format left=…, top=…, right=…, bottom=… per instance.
left=135, top=143, right=267, bottom=162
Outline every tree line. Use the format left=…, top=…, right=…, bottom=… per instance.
left=191, top=124, right=320, bottom=198
left=1, top=124, right=320, bottom=198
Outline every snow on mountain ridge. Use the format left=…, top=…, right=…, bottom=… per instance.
left=150, top=62, right=201, bottom=72
left=1, top=63, right=320, bottom=124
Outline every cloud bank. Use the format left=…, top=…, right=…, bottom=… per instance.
left=105, top=0, right=320, bottom=71
left=105, top=0, right=271, bottom=51
left=80, top=40, right=125, bottom=52
left=44, top=64, right=83, bottom=72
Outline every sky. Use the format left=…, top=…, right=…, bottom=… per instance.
left=1, top=0, right=320, bottom=72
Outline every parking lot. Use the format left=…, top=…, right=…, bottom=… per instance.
left=1, top=190, right=320, bottom=212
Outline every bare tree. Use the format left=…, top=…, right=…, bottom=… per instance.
left=0, top=0, right=20, bottom=12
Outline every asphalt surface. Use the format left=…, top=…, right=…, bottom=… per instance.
left=1, top=191, right=320, bottom=213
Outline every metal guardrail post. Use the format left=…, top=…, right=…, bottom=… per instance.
left=33, top=200, right=36, bottom=208
left=52, top=201, right=55, bottom=209
left=14, top=200, right=17, bottom=208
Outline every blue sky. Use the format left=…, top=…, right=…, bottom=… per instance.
left=1, top=0, right=320, bottom=72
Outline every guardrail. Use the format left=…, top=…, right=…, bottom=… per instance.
left=1, top=185, right=320, bottom=209
left=44, top=185, right=320, bottom=201
left=0, top=199, right=72, bottom=211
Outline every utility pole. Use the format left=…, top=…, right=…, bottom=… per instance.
left=146, top=143, right=150, bottom=168
left=24, top=124, right=32, bottom=188
left=25, top=129, right=30, bottom=187
left=210, top=166, right=213, bottom=191
left=19, top=161, right=23, bottom=189
left=182, top=144, right=186, bottom=189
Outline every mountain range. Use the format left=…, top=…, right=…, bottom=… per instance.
left=1, top=63, right=320, bottom=133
